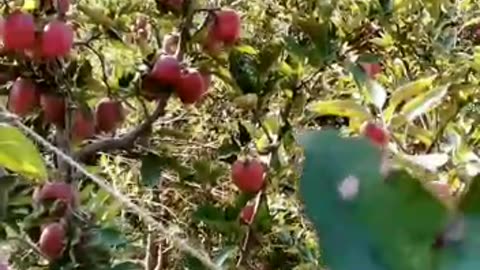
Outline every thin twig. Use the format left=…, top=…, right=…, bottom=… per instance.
left=80, top=43, right=112, bottom=96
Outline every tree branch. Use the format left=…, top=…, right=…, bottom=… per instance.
left=74, top=93, right=169, bottom=160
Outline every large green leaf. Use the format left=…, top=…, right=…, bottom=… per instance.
left=298, top=129, right=385, bottom=270
left=140, top=153, right=164, bottom=188
left=298, top=130, right=448, bottom=270
left=438, top=175, right=480, bottom=270
left=0, top=124, right=47, bottom=180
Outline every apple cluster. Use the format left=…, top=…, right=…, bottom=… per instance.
left=141, top=8, right=241, bottom=104
left=32, top=182, right=78, bottom=260
left=7, top=76, right=125, bottom=141
left=3, top=0, right=125, bottom=142
left=1, top=0, right=73, bottom=60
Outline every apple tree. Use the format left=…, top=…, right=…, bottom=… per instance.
left=3, top=0, right=480, bottom=269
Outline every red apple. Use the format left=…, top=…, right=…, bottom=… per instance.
left=162, top=33, right=179, bottom=55
left=41, top=20, right=73, bottom=58
left=240, top=204, right=255, bottom=224
left=95, top=98, right=124, bottom=133
left=362, top=122, right=389, bottom=147
left=7, top=77, right=39, bottom=116
left=150, top=55, right=181, bottom=87
left=40, top=94, right=66, bottom=126
left=231, top=159, right=265, bottom=193
left=39, top=222, right=66, bottom=260
left=210, top=9, right=241, bottom=45
left=3, top=10, right=35, bottom=51
left=176, top=69, right=206, bottom=104
left=203, top=28, right=225, bottom=55
left=24, top=35, right=45, bottom=61
left=72, top=108, right=95, bottom=141
left=34, top=182, right=77, bottom=206
left=360, top=62, right=382, bottom=79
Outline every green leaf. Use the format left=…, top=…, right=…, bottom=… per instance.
left=234, top=44, right=258, bottom=55
left=0, top=124, right=47, bottom=180
left=307, top=100, right=373, bottom=121
left=293, top=16, right=332, bottom=60
left=439, top=175, right=480, bottom=269
left=298, top=129, right=385, bottom=270
left=459, top=175, right=480, bottom=214
left=93, top=227, right=129, bottom=248
left=384, top=76, right=437, bottom=121
left=140, top=154, right=163, bottom=188
left=399, top=85, right=449, bottom=122
left=257, top=42, right=283, bottom=74
left=298, top=130, right=448, bottom=270
left=193, top=204, right=242, bottom=235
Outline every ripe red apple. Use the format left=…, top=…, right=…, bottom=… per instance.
left=210, top=9, right=241, bottom=45
left=34, top=182, right=77, bottom=206
left=39, top=222, right=66, bottom=260
left=176, top=69, right=206, bottom=104
left=24, top=36, right=45, bottom=61
left=41, top=20, right=74, bottom=58
left=95, top=98, right=124, bottom=133
left=231, top=159, right=265, bottom=193
left=3, top=10, right=35, bottom=51
left=360, top=62, right=382, bottom=79
left=162, top=33, right=179, bottom=55
left=72, top=108, right=95, bottom=141
left=7, top=77, right=39, bottom=116
left=150, top=55, right=181, bottom=87
left=240, top=204, right=255, bottom=224
left=362, top=122, right=389, bottom=147
left=203, top=33, right=224, bottom=55
left=40, top=94, right=65, bottom=126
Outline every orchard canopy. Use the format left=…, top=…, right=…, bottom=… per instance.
left=2, top=0, right=480, bottom=269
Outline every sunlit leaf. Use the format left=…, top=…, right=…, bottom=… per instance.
left=400, top=85, right=449, bottom=122
left=307, top=100, right=373, bottom=121
left=0, top=124, right=47, bottom=180
left=384, top=75, right=437, bottom=121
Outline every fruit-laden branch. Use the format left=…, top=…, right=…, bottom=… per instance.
left=74, top=93, right=169, bottom=160
left=75, top=0, right=196, bottom=161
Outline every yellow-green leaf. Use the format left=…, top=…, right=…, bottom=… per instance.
left=307, top=100, right=373, bottom=121
left=0, top=124, right=47, bottom=180
left=384, top=75, right=437, bottom=121
left=400, top=85, right=449, bottom=121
